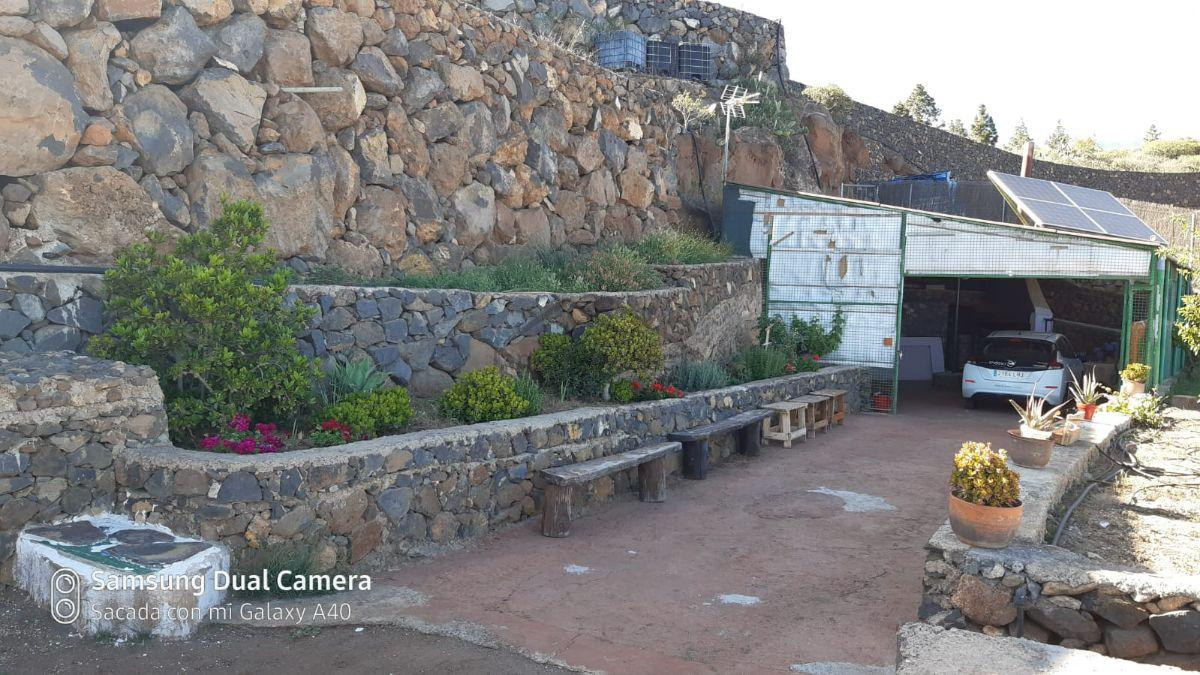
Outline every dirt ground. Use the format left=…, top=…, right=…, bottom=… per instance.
left=1056, top=406, right=1200, bottom=575
left=0, top=586, right=565, bottom=675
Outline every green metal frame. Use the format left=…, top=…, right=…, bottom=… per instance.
left=891, top=213, right=908, bottom=414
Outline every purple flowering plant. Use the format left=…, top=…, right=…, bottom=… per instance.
left=199, top=414, right=286, bottom=455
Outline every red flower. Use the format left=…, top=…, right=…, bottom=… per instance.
left=812, top=354, right=820, bottom=361
left=631, top=380, right=642, bottom=390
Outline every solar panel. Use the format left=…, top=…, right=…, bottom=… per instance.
left=987, top=171, right=1165, bottom=245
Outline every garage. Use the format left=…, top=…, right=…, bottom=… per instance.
left=724, top=175, right=1189, bottom=413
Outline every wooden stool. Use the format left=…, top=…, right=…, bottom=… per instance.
left=812, top=388, right=847, bottom=426
left=762, top=400, right=808, bottom=447
left=791, top=394, right=829, bottom=435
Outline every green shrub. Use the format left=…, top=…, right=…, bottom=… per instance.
left=802, top=84, right=852, bottom=118
left=491, top=256, right=565, bottom=291
left=610, top=378, right=636, bottom=403
left=634, top=229, right=731, bottom=265
left=529, top=333, right=602, bottom=399
left=950, top=442, right=1020, bottom=507
left=730, top=76, right=803, bottom=138
left=321, top=387, right=413, bottom=438
left=1121, top=362, right=1150, bottom=383
left=1102, top=394, right=1166, bottom=427
left=578, top=308, right=664, bottom=380
left=512, top=372, right=544, bottom=416
left=562, top=244, right=662, bottom=292
left=667, top=360, right=731, bottom=391
left=1143, top=138, right=1200, bottom=159
left=320, top=358, right=388, bottom=405
left=759, top=309, right=846, bottom=358
left=438, top=366, right=532, bottom=423
left=729, top=346, right=790, bottom=382
left=89, top=200, right=318, bottom=443
left=234, top=543, right=342, bottom=599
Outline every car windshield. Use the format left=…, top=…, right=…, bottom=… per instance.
left=979, top=338, right=1054, bottom=369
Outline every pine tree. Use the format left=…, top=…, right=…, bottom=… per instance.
left=946, top=119, right=967, bottom=137
left=1004, top=119, right=1032, bottom=153
left=1045, top=120, right=1072, bottom=158
left=892, top=84, right=941, bottom=126
left=1144, top=124, right=1161, bottom=144
left=969, top=104, right=998, bottom=146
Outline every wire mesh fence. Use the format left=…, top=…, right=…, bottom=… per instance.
left=1122, top=199, right=1199, bottom=260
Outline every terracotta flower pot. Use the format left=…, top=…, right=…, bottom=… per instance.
left=1007, top=429, right=1053, bottom=468
left=1079, top=403, right=1098, bottom=421
left=948, top=493, right=1023, bottom=549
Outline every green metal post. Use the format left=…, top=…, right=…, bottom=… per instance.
left=892, top=213, right=908, bottom=414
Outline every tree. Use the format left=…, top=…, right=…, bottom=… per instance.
left=1144, top=124, right=1162, bottom=144
left=1004, top=119, right=1032, bottom=153
left=671, top=92, right=715, bottom=132
left=893, top=84, right=941, bottom=126
left=969, top=104, right=999, bottom=145
left=1045, top=120, right=1072, bottom=158
left=946, top=119, right=967, bottom=137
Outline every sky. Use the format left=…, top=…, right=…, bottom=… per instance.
left=724, top=0, right=1200, bottom=149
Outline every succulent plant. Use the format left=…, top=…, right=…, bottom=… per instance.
left=1069, top=371, right=1108, bottom=406
left=1010, top=393, right=1067, bottom=433
left=950, top=442, right=1021, bottom=508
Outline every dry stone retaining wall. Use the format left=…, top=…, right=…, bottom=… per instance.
left=0, top=260, right=761, bottom=393
left=0, top=0, right=708, bottom=275
left=0, top=350, right=867, bottom=582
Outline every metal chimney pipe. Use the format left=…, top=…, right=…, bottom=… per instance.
left=1021, top=141, right=1035, bottom=177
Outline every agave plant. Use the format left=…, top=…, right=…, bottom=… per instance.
left=1068, top=371, right=1107, bottom=406
left=1010, top=393, right=1067, bottom=436
left=320, top=358, right=388, bottom=405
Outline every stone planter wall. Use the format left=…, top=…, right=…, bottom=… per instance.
left=0, top=350, right=866, bottom=583
left=0, top=260, right=762, bottom=396
left=0, top=353, right=169, bottom=582
left=920, top=413, right=1200, bottom=661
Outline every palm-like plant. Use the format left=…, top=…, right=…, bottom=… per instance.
left=320, top=358, right=388, bottom=405
left=1010, top=393, right=1067, bottom=437
left=1069, top=371, right=1107, bottom=406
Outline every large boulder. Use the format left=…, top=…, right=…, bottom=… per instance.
left=206, top=11, right=265, bottom=74
left=36, top=0, right=92, bottom=28
left=257, top=28, right=312, bottom=86
left=305, top=7, right=361, bottom=67
left=253, top=153, right=335, bottom=259
left=300, top=66, right=364, bottom=131
left=63, top=22, right=121, bottom=112
left=176, top=0, right=232, bottom=26
left=0, top=37, right=85, bottom=176
left=179, top=68, right=265, bottom=152
left=350, top=46, right=400, bottom=96
left=129, top=6, right=217, bottom=85
left=29, top=167, right=173, bottom=262
left=950, top=575, right=1017, bottom=627
left=355, top=185, right=407, bottom=257
left=122, top=84, right=194, bottom=175
left=185, top=151, right=257, bottom=227
left=266, top=96, right=322, bottom=153
left=451, top=182, right=494, bottom=249
left=95, top=0, right=162, bottom=22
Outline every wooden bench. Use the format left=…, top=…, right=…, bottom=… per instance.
left=668, top=409, right=772, bottom=480
left=790, top=394, right=830, bottom=435
left=762, top=400, right=808, bottom=447
left=812, top=388, right=848, bottom=427
left=540, top=441, right=681, bottom=538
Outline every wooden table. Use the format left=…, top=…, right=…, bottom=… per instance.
left=762, top=400, right=808, bottom=448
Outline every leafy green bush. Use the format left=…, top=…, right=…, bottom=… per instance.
left=1121, top=362, right=1150, bottom=383
left=1176, top=294, right=1200, bottom=357
left=1143, top=138, right=1200, bottom=159
left=667, top=360, right=731, bottom=391
left=950, top=442, right=1020, bottom=507
left=321, top=387, right=413, bottom=438
left=729, top=346, right=790, bottom=382
left=759, top=309, right=846, bottom=358
left=438, top=366, right=532, bottom=423
left=1101, top=394, right=1166, bottom=428
left=562, top=244, right=662, bottom=292
left=320, top=358, right=388, bottom=405
left=610, top=378, right=636, bottom=403
left=578, top=308, right=664, bottom=380
left=529, top=333, right=602, bottom=399
left=802, top=84, right=852, bottom=118
left=89, top=200, right=318, bottom=443
left=633, top=229, right=731, bottom=265
left=512, top=372, right=544, bottom=416
left=730, top=76, right=803, bottom=138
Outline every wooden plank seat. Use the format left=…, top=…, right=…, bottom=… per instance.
left=790, top=394, right=830, bottom=435
left=762, top=400, right=808, bottom=448
left=540, top=441, right=681, bottom=538
left=668, top=408, right=773, bottom=480
left=812, top=388, right=848, bottom=426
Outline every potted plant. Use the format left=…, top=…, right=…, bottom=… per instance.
left=948, top=441, right=1023, bottom=548
left=1120, top=362, right=1149, bottom=396
left=1007, top=394, right=1066, bottom=468
left=1068, top=371, right=1106, bottom=421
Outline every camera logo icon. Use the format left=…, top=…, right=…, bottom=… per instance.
left=50, top=569, right=80, bottom=625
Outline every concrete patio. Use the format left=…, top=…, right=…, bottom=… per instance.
left=371, top=385, right=1019, bottom=673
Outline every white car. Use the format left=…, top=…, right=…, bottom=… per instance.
left=962, top=331, right=1083, bottom=408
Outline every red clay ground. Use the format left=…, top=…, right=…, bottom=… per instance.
left=377, top=385, right=1014, bottom=674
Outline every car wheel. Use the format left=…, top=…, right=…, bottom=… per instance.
left=963, top=397, right=977, bottom=409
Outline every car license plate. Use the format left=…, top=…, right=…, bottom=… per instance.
left=994, top=370, right=1027, bottom=380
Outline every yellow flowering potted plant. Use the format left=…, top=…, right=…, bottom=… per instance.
left=948, top=441, right=1023, bottom=548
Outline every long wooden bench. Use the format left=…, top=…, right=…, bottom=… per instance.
left=540, top=441, right=681, bottom=538
left=668, top=409, right=772, bottom=480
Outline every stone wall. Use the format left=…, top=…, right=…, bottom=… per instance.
left=920, top=413, right=1200, bottom=661
left=0, top=350, right=867, bottom=582
left=0, top=353, right=169, bottom=581
left=0, top=0, right=707, bottom=275
left=840, top=100, right=1200, bottom=208
left=467, top=0, right=785, bottom=80
left=0, top=260, right=762, bottom=393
